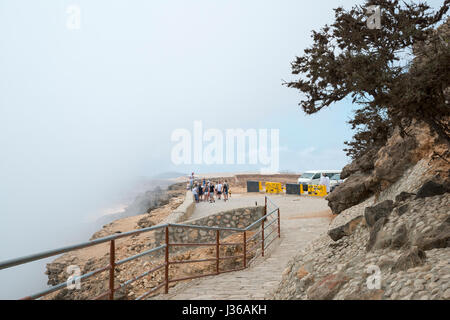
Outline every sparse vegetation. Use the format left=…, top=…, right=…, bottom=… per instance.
left=285, top=0, right=449, bottom=160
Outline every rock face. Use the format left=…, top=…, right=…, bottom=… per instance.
left=94, top=185, right=184, bottom=229
left=327, top=127, right=417, bottom=215
left=366, top=217, right=387, bottom=252
left=327, top=117, right=445, bottom=215
left=328, top=216, right=363, bottom=242
left=271, top=20, right=450, bottom=300
left=271, top=191, right=449, bottom=300
left=271, top=140, right=450, bottom=300
left=44, top=183, right=187, bottom=300
left=137, top=215, right=157, bottom=229
left=364, top=200, right=394, bottom=228
left=415, top=181, right=448, bottom=199
left=391, top=247, right=427, bottom=272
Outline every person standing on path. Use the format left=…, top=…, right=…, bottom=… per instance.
left=216, top=181, right=223, bottom=200
left=209, top=182, right=215, bottom=203
left=223, top=181, right=229, bottom=201
left=198, top=183, right=204, bottom=201
left=192, top=183, right=199, bottom=202
left=319, top=173, right=330, bottom=194
left=189, top=172, right=195, bottom=190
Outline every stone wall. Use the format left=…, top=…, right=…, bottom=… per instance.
left=165, top=191, right=195, bottom=223
left=154, top=206, right=265, bottom=254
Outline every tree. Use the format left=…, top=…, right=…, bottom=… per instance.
left=285, top=0, right=450, bottom=159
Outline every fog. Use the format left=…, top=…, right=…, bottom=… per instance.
left=1, top=0, right=445, bottom=299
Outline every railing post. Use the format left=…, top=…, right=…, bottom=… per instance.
left=261, top=219, right=265, bottom=257
left=243, top=231, right=247, bottom=268
left=264, top=196, right=267, bottom=216
left=216, top=230, right=220, bottom=274
left=165, top=226, right=169, bottom=294
left=109, top=240, right=115, bottom=300
left=278, top=208, right=281, bottom=238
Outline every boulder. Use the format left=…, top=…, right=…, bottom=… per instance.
left=328, top=128, right=417, bottom=215
left=327, top=172, right=373, bottom=215
left=328, top=216, right=363, bottom=242
left=390, top=224, right=409, bottom=249
left=366, top=217, right=387, bottom=251
left=415, top=180, right=447, bottom=199
left=395, top=192, right=415, bottom=203
left=391, top=247, right=426, bottom=272
left=137, top=215, right=156, bottom=229
left=364, top=200, right=394, bottom=227
left=396, top=203, right=409, bottom=216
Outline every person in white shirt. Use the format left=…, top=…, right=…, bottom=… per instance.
left=216, top=182, right=223, bottom=200
left=192, top=183, right=199, bottom=202
left=320, top=173, right=330, bottom=193
left=189, top=172, right=195, bottom=190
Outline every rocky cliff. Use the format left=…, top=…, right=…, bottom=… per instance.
left=44, top=183, right=186, bottom=300
left=272, top=16, right=449, bottom=299
left=327, top=17, right=449, bottom=215
left=271, top=118, right=449, bottom=299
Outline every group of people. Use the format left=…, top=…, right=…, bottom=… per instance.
left=189, top=175, right=231, bottom=203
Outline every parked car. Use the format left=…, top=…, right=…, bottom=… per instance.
left=297, top=170, right=341, bottom=192
left=330, top=173, right=345, bottom=192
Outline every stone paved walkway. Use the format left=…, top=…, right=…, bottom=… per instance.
left=155, top=194, right=332, bottom=300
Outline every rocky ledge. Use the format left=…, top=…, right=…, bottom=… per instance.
left=271, top=177, right=449, bottom=300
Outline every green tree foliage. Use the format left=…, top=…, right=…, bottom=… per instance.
left=286, top=0, right=450, bottom=159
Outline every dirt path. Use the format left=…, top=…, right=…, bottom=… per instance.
left=155, top=194, right=332, bottom=300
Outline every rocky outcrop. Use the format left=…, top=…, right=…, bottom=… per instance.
left=272, top=147, right=450, bottom=300
left=415, top=180, right=449, bottom=199
left=271, top=19, right=450, bottom=301
left=391, top=247, right=427, bottom=272
left=364, top=200, right=394, bottom=228
left=328, top=216, right=363, bottom=242
left=44, top=183, right=187, bottom=299
left=327, top=107, right=447, bottom=215
left=327, top=127, right=417, bottom=215
left=272, top=191, right=449, bottom=300
left=326, top=154, right=447, bottom=247
left=327, top=17, right=450, bottom=216
left=94, top=184, right=185, bottom=230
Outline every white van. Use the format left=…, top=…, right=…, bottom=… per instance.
left=297, top=170, right=341, bottom=187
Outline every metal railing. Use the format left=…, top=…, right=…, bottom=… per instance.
left=0, top=196, right=280, bottom=300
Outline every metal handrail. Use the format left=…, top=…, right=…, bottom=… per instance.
left=0, top=224, right=168, bottom=271
left=115, top=245, right=166, bottom=266
left=244, top=208, right=278, bottom=231
left=263, top=217, right=278, bottom=230
left=0, top=196, right=281, bottom=300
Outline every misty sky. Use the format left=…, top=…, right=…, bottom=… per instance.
left=0, top=0, right=446, bottom=298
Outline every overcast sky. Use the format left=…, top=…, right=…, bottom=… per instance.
left=0, top=0, right=446, bottom=298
